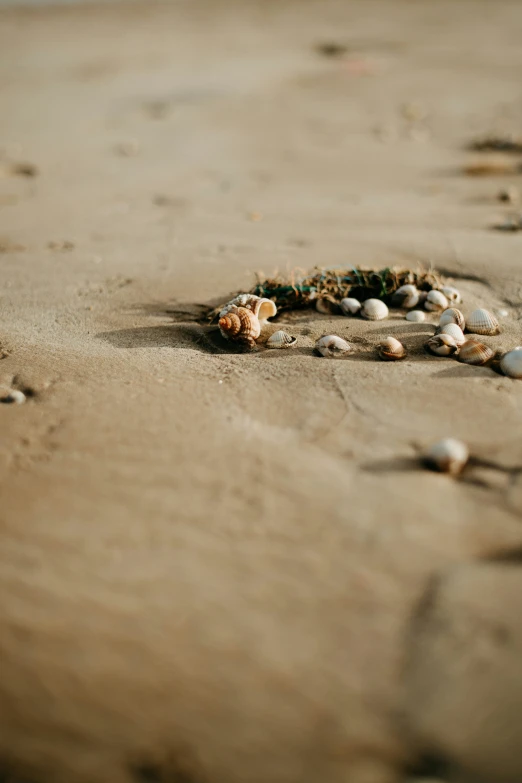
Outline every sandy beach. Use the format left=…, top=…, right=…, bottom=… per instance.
left=1, top=1, right=522, bottom=781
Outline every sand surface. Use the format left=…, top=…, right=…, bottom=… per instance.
left=1, top=1, right=522, bottom=782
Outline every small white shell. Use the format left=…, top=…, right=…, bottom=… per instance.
left=440, top=286, right=462, bottom=304
left=0, top=389, right=26, bottom=404
left=425, top=290, right=449, bottom=312
left=457, top=339, right=495, bottom=366
left=424, top=438, right=469, bottom=475
left=219, top=294, right=277, bottom=326
left=315, top=335, right=353, bottom=358
left=500, top=348, right=522, bottom=379
left=426, top=334, right=459, bottom=356
left=439, top=308, right=466, bottom=330
left=361, top=298, right=389, bottom=321
left=266, top=330, right=297, bottom=349
left=378, top=336, right=406, bottom=361
left=405, top=310, right=425, bottom=322
left=394, top=284, right=419, bottom=309
left=340, top=297, right=362, bottom=316
left=440, top=323, right=466, bottom=346
left=466, top=308, right=500, bottom=336
left=496, top=308, right=509, bottom=319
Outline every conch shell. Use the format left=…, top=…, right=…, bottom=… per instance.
left=219, top=294, right=277, bottom=326
left=218, top=305, right=260, bottom=349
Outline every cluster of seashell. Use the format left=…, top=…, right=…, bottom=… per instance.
left=425, top=307, right=503, bottom=367
left=339, top=297, right=389, bottom=320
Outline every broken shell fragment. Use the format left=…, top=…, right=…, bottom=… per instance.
left=218, top=305, right=261, bottom=349
left=378, top=336, right=406, bottom=361
left=426, top=334, right=459, bottom=356
left=425, top=290, right=449, bottom=312
left=266, top=330, right=297, bottom=349
left=466, top=308, right=500, bottom=336
left=424, top=438, right=469, bottom=475
left=340, top=297, right=362, bottom=316
left=440, top=323, right=466, bottom=346
left=500, top=347, right=522, bottom=379
left=315, top=335, right=353, bottom=358
left=219, top=294, right=277, bottom=326
left=440, top=286, right=462, bottom=304
left=457, top=339, right=495, bottom=366
left=439, top=308, right=466, bottom=330
left=361, top=298, right=389, bottom=321
left=405, top=310, right=425, bottom=322
left=394, top=284, right=419, bottom=309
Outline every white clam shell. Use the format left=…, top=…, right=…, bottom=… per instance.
left=219, top=294, right=277, bottom=326
left=426, top=334, right=459, bottom=356
left=425, top=438, right=469, bottom=475
left=441, top=286, right=462, bottom=304
left=394, top=284, right=419, bottom=308
left=425, top=290, right=449, bottom=312
left=378, top=336, right=406, bottom=361
left=405, top=310, right=425, bottom=322
left=439, top=308, right=466, bottom=330
left=266, top=330, right=297, bottom=349
left=466, top=308, right=499, bottom=336
left=440, top=323, right=466, bottom=346
left=361, top=298, right=389, bottom=321
left=315, top=335, right=353, bottom=358
left=457, top=339, right=494, bottom=366
left=340, top=297, right=362, bottom=315
left=500, top=348, right=522, bottom=379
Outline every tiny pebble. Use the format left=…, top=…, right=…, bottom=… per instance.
left=496, top=308, right=509, bottom=318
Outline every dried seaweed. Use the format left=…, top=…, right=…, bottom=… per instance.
left=469, top=135, right=522, bottom=154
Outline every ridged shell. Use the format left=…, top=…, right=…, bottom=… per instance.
left=378, top=336, right=406, bottom=361
left=394, top=284, right=419, bottom=309
left=315, top=335, right=353, bottom=358
left=316, top=296, right=340, bottom=315
left=426, top=334, right=459, bottom=356
left=219, top=294, right=277, bottom=326
left=466, top=308, right=500, bottom=336
left=266, top=330, right=297, bottom=349
left=500, top=347, right=522, bottom=379
left=218, top=305, right=260, bottom=348
left=441, top=286, right=462, bottom=304
left=425, top=290, right=449, bottom=312
left=405, top=310, right=425, bottom=322
left=425, top=438, right=469, bottom=475
left=340, top=297, right=361, bottom=316
left=440, top=323, right=466, bottom=346
left=457, top=339, right=494, bottom=366
left=361, top=299, right=389, bottom=321
left=439, top=308, right=466, bottom=330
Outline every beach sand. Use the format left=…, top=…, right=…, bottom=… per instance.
left=1, top=1, right=522, bottom=781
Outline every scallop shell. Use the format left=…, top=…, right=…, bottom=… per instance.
left=439, top=308, right=466, bottom=330
left=441, top=286, right=462, bottom=304
left=361, top=298, right=389, bottom=321
left=315, top=335, right=353, bottom=358
left=440, top=323, right=466, bottom=346
left=394, top=284, right=419, bottom=309
left=316, top=296, right=340, bottom=315
left=378, top=336, right=406, bottom=361
left=218, top=305, right=260, bottom=348
left=340, top=297, right=362, bottom=316
left=405, top=310, right=425, bottom=322
left=466, top=308, right=500, bottom=336
left=500, top=347, right=522, bottom=379
left=457, top=339, right=494, bottom=366
left=425, top=290, right=449, bottom=312
left=219, top=294, right=277, bottom=326
left=426, top=334, right=459, bottom=356
left=424, top=438, right=469, bottom=475
left=266, top=330, right=297, bottom=349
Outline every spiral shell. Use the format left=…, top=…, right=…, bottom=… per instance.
left=219, top=294, right=277, bottom=326
left=394, top=284, right=419, bottom=309
left=500, top=347, right=522, bottom=379
left=457, top=339, right=494, bottom=366
left=466, top=308, right=500, bottom=336
left=424, top=438, right=469, bottom=475
left=378, top=336, right=406, bottom=361
left=440, top=286, right=462, bottom=304
left=439, top=308, right=466, bottom=330
left=266, top=330, right=297, bottom=349
left=440, top=323, right=466, bottom=346
left=426, top=334, right=459, bottom=356
left=218, top=305, right=260, bottom=348
left=315, top=335, right=353, bottom=358
left=340, top=297, right=362, bottom=316
left=361, top=299, right=389, bottom=321
left=425, top=290, right=449, bottom=312
left=405, top=310, right=425, bottom=322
